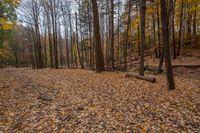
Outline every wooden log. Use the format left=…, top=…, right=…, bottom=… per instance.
left=145, top=66, right=163, bottom=74
left=173, top=64, right=200, bottom=68
left=125, top=72, right=156, bottom=83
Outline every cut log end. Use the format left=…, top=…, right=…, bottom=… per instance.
left=125, top=72, right=156, bottom=83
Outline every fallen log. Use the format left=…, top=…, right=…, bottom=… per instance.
left=145, top=67, right=163, bottom=74
left=173, top=64, right=200, bottom=68
left=125, top=72, right=156, bottom=83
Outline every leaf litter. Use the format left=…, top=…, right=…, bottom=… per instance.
left=0, top=68, right=199, bottom=132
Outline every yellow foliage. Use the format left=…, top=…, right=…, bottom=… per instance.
left=0, top=18, right=8, bottom=23
left=4, top=0, right=20, bottom=7
left=0, top=18, right=14, bottom=30
left=0, top=0, right=21, bottom=30
left=1, top=22, right=14, bottom=30
left=0, top=48, right=11, bottom=59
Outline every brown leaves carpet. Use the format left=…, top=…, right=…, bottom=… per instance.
left=0, top=68, right=199, bottom=132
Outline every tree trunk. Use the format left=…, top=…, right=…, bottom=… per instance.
left=105, top=1, right=109, bottom=69
left=65, top=29, right=70, bottom=68
left=139, top=0, right=146, bottom=76
left=50, top=0, right=58, bottom=68
left=124, top=0, right=132, bottom=71
left=61, top=2, right=70, bottom=68
left=193, top=0, right=197, bottom=35
left=45, top=5, right=54, bottom=68
left=69, top=12, right=74, bottom=68
left=187, top=3, right=192, bottom=36
left=75, top=12, right=84, bottom=69
left=117, top=0, right=120, bottom=69
left=152, top=9, right=157, bottom=58
left=88, top=5, right=93, bottom=69
left=156, top=1, right=161, bottom=57
left=171, top=0, right=176, bottom=59
left=160, top=0, right=175, bottom=90
left=58, top=24, right=63, bottom=68
left=29, top=43, right=35, bottom=69
left=110, top=0, right=114, bottom=70
left=91, top=0, right=105, bottom=72
left=177, top=1, right=184, bottom=56
left=35, top=23, right=44, bottom=69
left=44, top=28, right=47, bottom=67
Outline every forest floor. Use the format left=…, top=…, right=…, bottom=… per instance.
left=0, top=58, right=200, bottom=132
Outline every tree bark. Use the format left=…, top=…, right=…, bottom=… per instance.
left=91, top=0, right=105, bottom=72
left=44, top=4, right=54, bottom=68
left=124, top=0, right=132, bottom=71
left=152, top=10, right=157, bottom=58
left=177, top=1, right=184, bottom=56
left=88, top=5, right=93, bottom=69
left=110, top=0, right=114, bottom=70
left=75, top=12, right=84, bottom=69
left=193, top=0, right=197, bottom=35
left=50, top=0, right=58, bottom=68
left=171, top=0, right=176, bottom=59
left=139, top=0, right=146, bottom=76
left=160, top=0, right=175, bottom=90
left=69, top=12, right=74, bottom=68
left=156, top=1, right=161, bottom=57
left=117, top=0, right=120, bottom=69
left=44, top=29, right=47, bottom=67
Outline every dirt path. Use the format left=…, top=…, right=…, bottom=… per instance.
left=0, top=69, right=200, bottom=132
